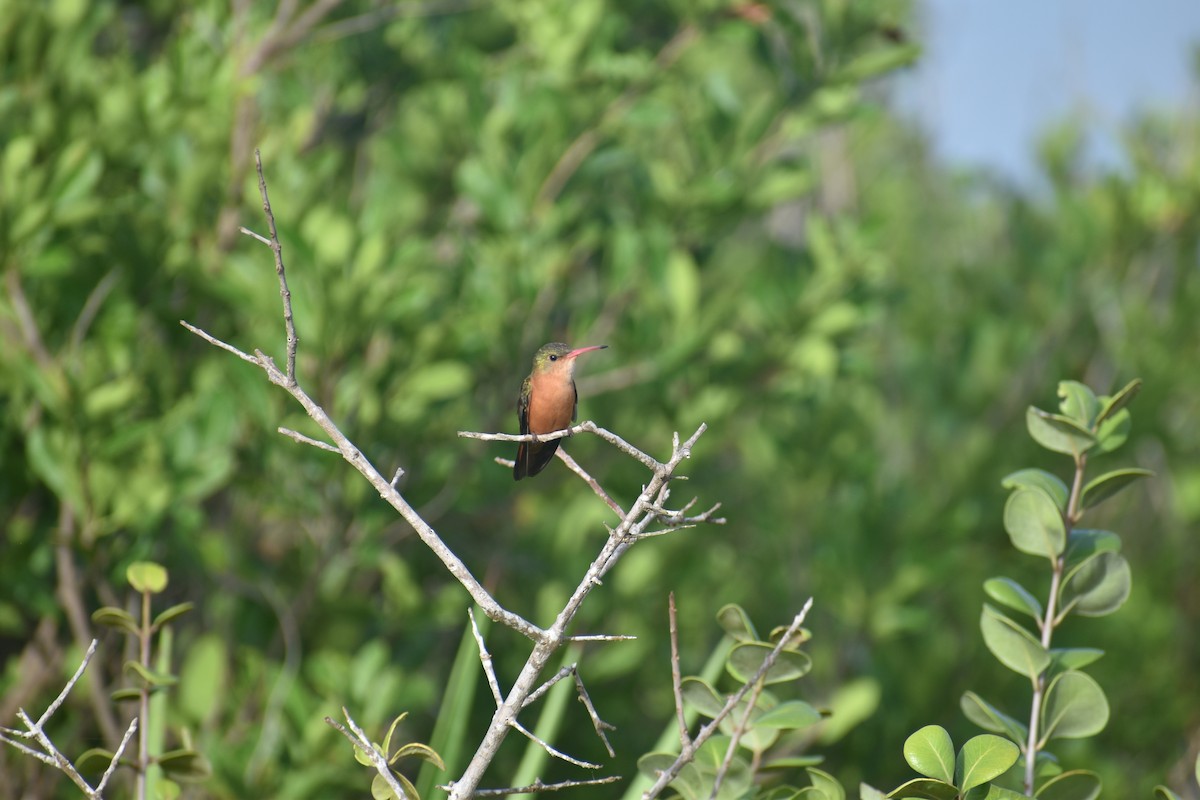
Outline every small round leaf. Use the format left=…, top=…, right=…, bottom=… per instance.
left=1004, top=489, right=1066, bottom=559
left=980, top=604, right=1050, bottom=679
left=1041, top=671, right=1109, bottom=740
left=903, top=725, right=955, bottom=783
left=956, top=734, right=1020, bottom=792
left=1036, top=769, right=1102, bottom=800
left=984, top=577, right=1043, bottom=620
left=127, top=561, right=168, bottom=594
left=726, top=643, right=812, bottom=685
left=1061, top=552, right=1131, bottom=618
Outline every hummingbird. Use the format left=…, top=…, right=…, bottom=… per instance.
left=514, top=342, right=608, bottom=480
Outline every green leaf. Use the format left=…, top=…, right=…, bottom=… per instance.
left=127, top=561, right=168, bottom=594
left=1064, top=530, right=1122, bottom=567
left=1056, top=381, right=1100, bottom=427
left=762, top=755, right=826, bottom=769
left=1041, top=671, right=1109, bottom=740
left=372, top=770, right=420, bottom=800
left=1026, top=407, right=1096, bottom=456
left=980, top=605, right=1050, bottom=679
left=1035, top=769, right=1101, bottom=800
left=887, top=777, right=959, bottom=800
left=955, top=734, right=1020, bottom=793
left=110, top=688, right=142, bottom=702
left=1153, top=788, right=1182, bottom=800
left=859, top=784, right=887, bottom=800
left=755, top=700, right=823, bottom=730
left=960, top=691, right=1028, bottom=743
left=716, top=604, right=759, bottom=642
left=354, top=742, right=378, bottom=767
left=903, top=725, right=955, bottom=783
left=983, top=578, right=1043, bottom=621
left=1048, top=648, right=1104, bottom=670
left=1094, top=409, right=1131, bottom=453
left=382, top=712, right=408, bottom=758
left=393, top=741, right=445, bottom=770
left=92, top=606, right=140, bottom=636
left=806, top=767, right=844, bottom=800
left=1080, top=468, right=1153, bottom=510
left=77, top=748, right=117, bottom=772
left=682, top=677, right=726, bottom=718
left=1001, top=469, right=1069, bottom=509
left=157, top=749, right=212, bottom=782
left=152, top=602, right=195, bottom=630
left=1095, top=379, right=1142, bottom=424
left=124, top=659, right=178, bottom=688
left=726, top=643, right=812, bottom=685
left=1003, top=489, right=1066, bottom=559
left=1060, top=552, right=1131, bottom=617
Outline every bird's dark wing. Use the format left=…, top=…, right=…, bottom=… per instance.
left=514, top=375, right=532, bottom=480
left=571, top=379, right=578, bottom=421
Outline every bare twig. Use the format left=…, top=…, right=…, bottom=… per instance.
left=642, top=598, right=816, bottom=800
left=708, top=673, right=766, bottom=799
left=444, top=776, right=623, bottom=796
left=459, top=421, right=662, bottom=472
left=509, top=719, right=601, bottom=770
left=668, top=594, right=691, bottom=749
left=250, top=149, right=298, bottom=382
left=326, top=708, right=410, bottom=800
left=556, top=448, right=625, bottom=516
left=572, top=669, right=616, bottom=757
left=1, top=639, right=137, bottom=799
left=470, top=608, right=503, bottom=707
left=278, top=426, right=339, bottom=452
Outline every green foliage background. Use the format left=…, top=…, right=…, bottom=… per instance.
left=2, top=0, right=1197, bottom=797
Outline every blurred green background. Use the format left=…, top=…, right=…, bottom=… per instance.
left=2, top=0, right=1198, bottom=797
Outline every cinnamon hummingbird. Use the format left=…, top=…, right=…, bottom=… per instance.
left=513, top=342, right=607, bottom=480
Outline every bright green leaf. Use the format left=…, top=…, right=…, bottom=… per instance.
left=1060, top=552, right=1131, bottom=617
left=1094, top=409, right=1131, bottom=453
left=983, top=578, right=1043, bottom=621
left=955, top=734, right=1020, bottom=793
left=1041, top=671, right=1109, bottom=740
left=1057, top=381, right=1100, bottom=427
left=1035, top=769, right=1101, bottom=800
left=716, top=604, right=759, bottom=642
left=806, top=766, right=844, bottom=800
left=960, top=691, right=1028, bottom=743
left=1080, top=468, right=1153, bottom=510
left=903, top=725, right=955, bottom=783
left=726, top=643, right=812, bottom=685
left=1049, top=648, right=1105, bottom=671
left=1003, top=489, right=1066, bottom=559
left=1026, top=407, right=1096, bottom=456
left=1001, top=469, right=1069, bottom=509
left=980, top=605, right=1050, bottom=679
left=1095, top=379, right=1141, bottom=424
left=755, top=700, right=823, bottom=730
left=887, top=777, right=960, bottom=800
left=127, top=561, right=168, bottom=594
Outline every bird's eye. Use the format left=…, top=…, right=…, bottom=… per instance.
left=549, top=354, right=558, bottom=361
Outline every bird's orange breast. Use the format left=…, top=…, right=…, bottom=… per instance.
left=527, top=373, right=575, bottom=434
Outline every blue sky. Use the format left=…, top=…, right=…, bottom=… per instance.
left=896, top=0, right=1200, bottom=184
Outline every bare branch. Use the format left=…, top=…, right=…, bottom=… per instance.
left=459, top=421, right=662, bottom=472
left=572, top=668, right=616, bottom=757
left=180, top=320, right=260, bottom=365
left=509, top=719, right=601, bottom=770
left=445, top=776, right=623, bottom=797
left=278, top=426, right=339, bottom=452
left=326, top=708, right=410, bottom=800
left=709, top=673, right=766, bottom=799
left=470, top=608, right=503, bottom=707
left=96, top=718, right=139, bottom=795
left=249, top=149, right=298, bottom=382
left=556, top=448, right=625, bottom=516
left=36, top=639, right=97, bottom=729
left=642, top=598, right=815, bottom=800
left=668, top=594, right=691, bottom=749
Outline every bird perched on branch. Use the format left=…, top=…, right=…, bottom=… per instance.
left=514, top=342, right=607, bottom=480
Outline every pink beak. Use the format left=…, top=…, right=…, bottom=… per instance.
left=566, top=345, right=608, bottom=359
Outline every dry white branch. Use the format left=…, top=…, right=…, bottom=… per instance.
left=326, top=707, right=410, bottom=800
left=458, top=421, right=662, bottom=472
left=278, top=426, right=339, bottom=452
left=642, top=597, right=816, bottom=800
left=469, top=608, right=503, bottom=707
left=1, top=639, right=138, bottom=799
left=443, top=775, right=623, bottom=796
left=509, top=719, right=601, bottom=769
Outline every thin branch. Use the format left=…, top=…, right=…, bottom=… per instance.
left=708, top=675, right=766, bottom=800
left=564, top=634, right=637, bottom=642
left=556, top=448, right=625, bottom=516
left=180, top=320, right=260, bottom=365
left=446, top=776, right=623, bottom=797
left=239, top=226, right=271, bottom=245
left=509, top=719, right=600, bottom=770
left=326, top=708, right=410, bottom=800
left=470, top=608, right=503, bottom=707
left=251, top=149, right=298, bottom=382
left=459, top=420, right=662, bottom=471
left=572, top=668, right=616, bottom=757
left=668, top=594, right=691, bottom=749
left=278, top=426, right=339, bottom=452
left=642, top=598, right=815, bottom=800
left=96, top=718, right=139, bottom=795
left=36, top=639, right=97, bottom=729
